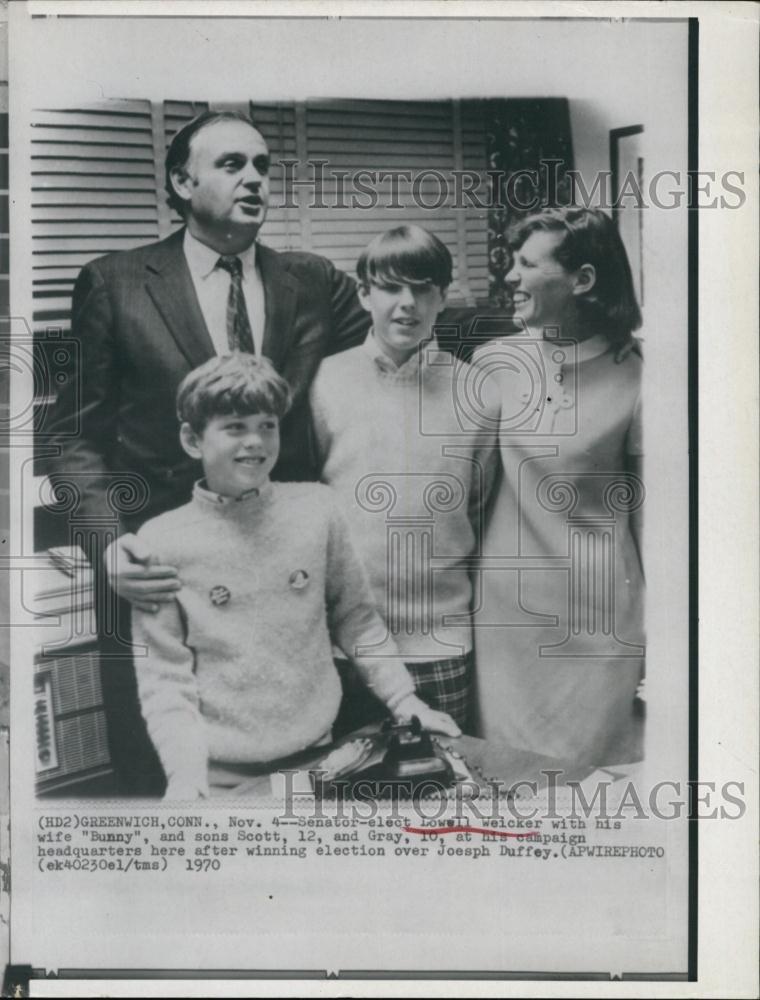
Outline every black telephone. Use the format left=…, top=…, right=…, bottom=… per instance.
left=311, top=716, right=474, bottom=799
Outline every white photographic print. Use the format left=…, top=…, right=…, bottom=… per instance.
left=3, top=2, right=758, bottom=997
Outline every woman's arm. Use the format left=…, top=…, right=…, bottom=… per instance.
left=625, top=453, right=644, bottom=577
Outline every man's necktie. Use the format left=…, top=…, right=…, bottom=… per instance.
left=217, top=255, right=255, bottom=354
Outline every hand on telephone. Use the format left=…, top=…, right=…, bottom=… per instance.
left=392, top=694, right=461, bottom=738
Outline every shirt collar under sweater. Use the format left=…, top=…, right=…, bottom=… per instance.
left=363, top=331, right=445, bottom=381
left=192, top=479, right=274, bottom=518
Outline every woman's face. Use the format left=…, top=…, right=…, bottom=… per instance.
left=506, top=230, right=582, bottom=335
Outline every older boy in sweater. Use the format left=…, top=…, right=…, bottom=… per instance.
left=132, top=353, right=459, bottom=799
left=310, top=226, right=499, bottom=731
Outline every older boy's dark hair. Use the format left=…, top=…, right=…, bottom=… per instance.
left=165, top=109, right=265, bottom=216
left=176, top=353, right=292, bottom=433
left=507, top=207, right=642, bottom=347
left=356, top=225, right=453, bottom=292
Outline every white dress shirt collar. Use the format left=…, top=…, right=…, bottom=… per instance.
left=183, top=228, right=258, bottom=281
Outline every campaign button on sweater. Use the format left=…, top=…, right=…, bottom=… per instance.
left=209, top=585, right=231, bottom=606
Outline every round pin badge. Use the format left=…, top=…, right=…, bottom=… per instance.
left=289, top=570, right=310, bottom=590
left=209, top=585, right=231, bottom=606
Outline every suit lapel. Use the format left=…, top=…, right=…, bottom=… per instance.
left=144, top=229, right=216, bottom=369
left=258, top=244, right=300, bottom=371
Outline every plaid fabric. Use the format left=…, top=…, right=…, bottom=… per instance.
left=405, top=652, right=474, bottom=730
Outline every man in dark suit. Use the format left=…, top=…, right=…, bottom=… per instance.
left=52, top=110, right=370, bottom=794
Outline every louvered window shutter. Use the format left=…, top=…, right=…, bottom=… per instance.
left=288, top=98, right=489, bottom=305
left=31, top=101, right=161, bottom=335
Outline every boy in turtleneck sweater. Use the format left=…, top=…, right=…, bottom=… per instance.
left=132, top=352, right=459, bottom=800
left=310, top=226, right=500, bottom=733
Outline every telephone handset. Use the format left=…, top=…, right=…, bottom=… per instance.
left=311, top=716, right=475, bottom=798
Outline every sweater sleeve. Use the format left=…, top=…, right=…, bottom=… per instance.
left=132, top=599, right=209, bottom=797
left=323, top=500, right=414, bottom=710
left=467, top=385, right=502, bottom=543
left=308, top=364, right=332, bottom=474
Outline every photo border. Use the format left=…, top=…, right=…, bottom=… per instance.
left=5, top=3, right=758, bottom=997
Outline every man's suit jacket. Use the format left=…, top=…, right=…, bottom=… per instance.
left=51, top=228, right=370, bottom=533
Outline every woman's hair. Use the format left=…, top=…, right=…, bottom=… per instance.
left=508, top=207, right=642, bottom=345
left=165, top=110, right=262, bottom=216
left=356, top=224, right=453, bottom=291
left=176, top=353, right=292, bottom=433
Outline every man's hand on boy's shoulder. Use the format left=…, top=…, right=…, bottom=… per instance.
left=392, top=694, right=461, bottom=738
left=104, top=533, right=182, bottom=613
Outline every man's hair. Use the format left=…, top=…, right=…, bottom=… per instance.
left=356, top=224, right=453, bottom=292
left=176, top=353, right=292, bottom=433
left=507, top=207, right=642, bottom=347
left=164, top=109, right=264, bottom=217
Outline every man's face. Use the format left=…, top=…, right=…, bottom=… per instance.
left=172, top=120, right=270, bottom=248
